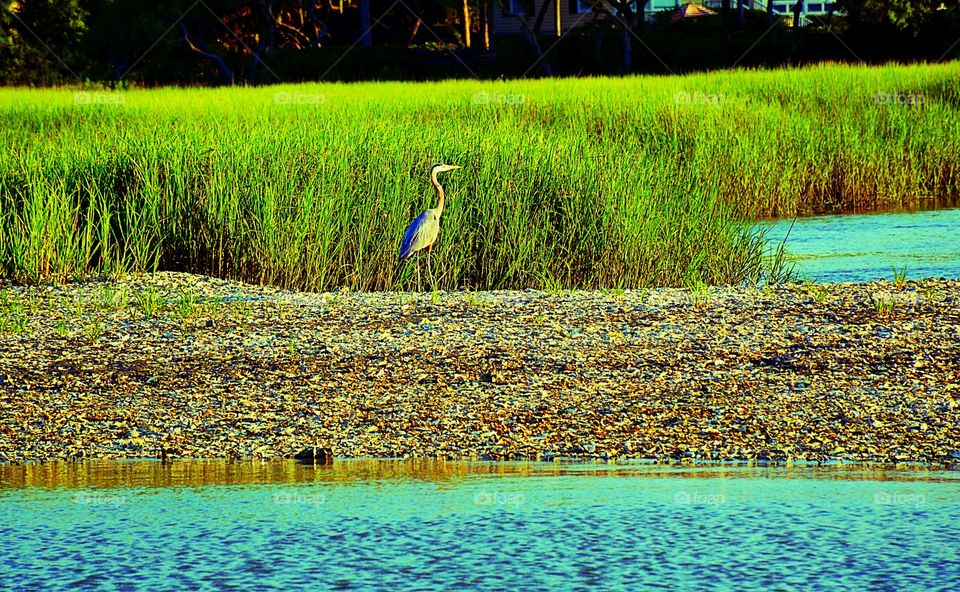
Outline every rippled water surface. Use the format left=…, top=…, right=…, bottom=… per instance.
left=762, top=207, right=960, bottom=282
left=2, top=461, right=959, bottom=591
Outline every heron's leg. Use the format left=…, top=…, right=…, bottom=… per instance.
left=415, top=255, right=422, bottom=292
left=426, top=245, right=434, bottom=288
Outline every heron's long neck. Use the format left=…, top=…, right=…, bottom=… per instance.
left=431, top=172, right=445, bottom=215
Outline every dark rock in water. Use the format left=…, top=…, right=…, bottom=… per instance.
left=293, top=447, right=334, bottom=463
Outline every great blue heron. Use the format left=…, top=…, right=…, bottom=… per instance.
left=400, top=163, right=461, bottom=289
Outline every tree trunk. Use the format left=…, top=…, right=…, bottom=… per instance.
left=485, top=0, right=496, bottom=51
left=737, top=0, right=745, bottom=31
left=621, top=24, right=631, bottom=74
left=359, top=0, right=372, bottom=47
left=179, top=22, right=234, bottom=84
left=767, top=0, right=776, bottom=52
left=593, top=26, right=605, bottom=67
left=793, top=0, right=804, bottom=29
left=637, top=0, right=649, bottom=32
left=522, top=27, right=552, bottom=75
left=462, top=0, right=472, bottom=48
left=504, top=0, right=554, bottom=75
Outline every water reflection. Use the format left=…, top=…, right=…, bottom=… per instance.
left=2, top=459, right=957, bottom=490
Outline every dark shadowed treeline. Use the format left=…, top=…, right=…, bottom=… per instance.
left=1, top=0, right=959, bottom=85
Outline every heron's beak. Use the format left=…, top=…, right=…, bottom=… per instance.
left=446, top=165, right=462, bottom=172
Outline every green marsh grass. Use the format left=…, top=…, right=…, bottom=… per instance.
left=1, top=63, right=958, bottom=290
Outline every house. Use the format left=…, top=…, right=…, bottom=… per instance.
left=493, top=0, right=685, bottom=37
left=491, top=0, right=837, bottom=36
left=764, top=0, right=838, bottom=17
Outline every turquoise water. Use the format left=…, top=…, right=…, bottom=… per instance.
left=2, top=461, right=959, bottom=591
left=762, top=207, right=960, bottom=283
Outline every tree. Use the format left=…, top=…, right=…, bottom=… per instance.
left=606, top=0, right=649, bottom=74
left=837, top=0, right=946, bottom=33
left=0, top=0, right=88, bottom=84
left=583, top=0, right=648, bottom=74
left=500, top=0, right=555, bottom=75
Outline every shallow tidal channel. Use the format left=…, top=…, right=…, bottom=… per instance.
left=2, top=460, right=959, bottom=591
left=762, top=206, right=960, bottom=283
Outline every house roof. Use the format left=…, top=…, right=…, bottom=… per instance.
left=670, top=3, right=719, bottom=22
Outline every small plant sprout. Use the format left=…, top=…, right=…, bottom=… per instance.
left=871, top=293, right=896, bottom=317
left=26, top=293, right=41, bottom=315
left=56, top=319, right=70, bottom=337
left=83, top=320, right=104, bottom=342
left=687, top=280, right=710, bottom=307
left=137, top=287, right=164, bottom=318
left=0, top=300, right=29, bottom=334
left=236, top=300, right=253, bottom=322
left=175, top=291, right=199, bottom=319
left=209, top=296, right=225, bottom=317
left=98, top=286, right=129, bottom=310
left=602, top=286, right=626, bottom=300
left=70, top=295, right=85, bottom=318
left=891, top=265, right=908, bottom=290
left=802, top=280, right=828, bottom=303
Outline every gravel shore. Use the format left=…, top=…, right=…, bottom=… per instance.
left=1, top=273, right=958, bottom=465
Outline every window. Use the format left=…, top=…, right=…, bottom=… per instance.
left=575, top=0, right=637, bottom=14
left=507, top=0, right=526, bottom=15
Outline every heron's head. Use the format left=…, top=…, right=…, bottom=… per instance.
left=431, top=163, right=462, bottom=175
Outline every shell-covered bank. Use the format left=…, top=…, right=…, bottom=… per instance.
left=0, top=273, right=957, bottom=465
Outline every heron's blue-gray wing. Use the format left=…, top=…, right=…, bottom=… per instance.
left=400, top=211, right=428, bottom=258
